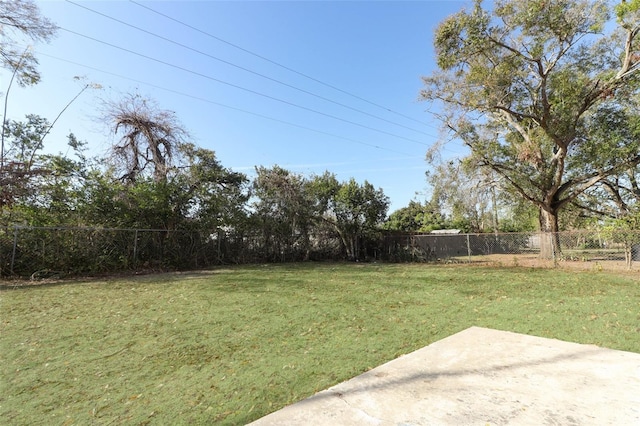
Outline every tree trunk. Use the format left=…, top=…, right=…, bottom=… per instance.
left=624, top=245, right=632, bottom=270
left=539, top=207, right=561, bottom=260
left=333, top=227, right=354, bottom=260
left=302, top=229, right=311, bottom=261
left=347, top=236, right=357, bottom=261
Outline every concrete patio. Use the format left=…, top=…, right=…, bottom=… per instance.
left=249, top=327, right=640, bottom=425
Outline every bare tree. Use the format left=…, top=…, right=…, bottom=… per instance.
left=103, top=94, right=188, bottom=184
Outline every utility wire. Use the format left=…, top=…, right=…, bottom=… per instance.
left=34, top=50, right=416, bottom=157
left=59, top=26, right=432, bottom=147
left=66, top=0, right=434, bottom=138
left=129, top=0, right=435, bottom=129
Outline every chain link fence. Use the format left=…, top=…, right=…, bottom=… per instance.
left=2, top=227, right=639, bottom=279
left=381, top=230, right=640, bottom=270
left=0, top=226, right=345, bottom=279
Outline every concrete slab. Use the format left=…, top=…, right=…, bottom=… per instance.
left=249, top=327, right=640, bottom=425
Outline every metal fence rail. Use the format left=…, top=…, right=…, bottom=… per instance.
left=381, top=231, right=640, bottom=270
left=1, top=227, right=639, bottom=279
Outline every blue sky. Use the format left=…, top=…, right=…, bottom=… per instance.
left=2, top=0, right=471, bottom=213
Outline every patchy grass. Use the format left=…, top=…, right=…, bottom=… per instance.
left=2, top=263, right=639, bottom=425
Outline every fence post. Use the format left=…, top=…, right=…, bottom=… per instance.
left=408, top=235, right=413, bottom=261
left=466, top=234, right=471, bottom=262
left=10, top=226, right=18, bottom=275
left=133, top=229, right=138, bottom=268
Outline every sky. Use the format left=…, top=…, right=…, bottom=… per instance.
left=1, top=0, right=472, bottom=213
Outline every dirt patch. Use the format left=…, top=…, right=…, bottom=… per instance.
left=462, top=253, right=639, bottom=275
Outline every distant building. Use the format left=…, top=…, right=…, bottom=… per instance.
left=430, top=229, right=462, bottom=235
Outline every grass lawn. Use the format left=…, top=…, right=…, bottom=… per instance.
left=2, top=263, right=639, bottom=425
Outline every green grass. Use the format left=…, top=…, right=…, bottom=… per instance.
left=2, top=263, right=639, bottom=425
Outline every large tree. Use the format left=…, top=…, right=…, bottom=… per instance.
left=421, top=0, right=640, bottom=255
left=103, top=94, right=188, bottom=184
left=96, top=95, right=248, bottom=231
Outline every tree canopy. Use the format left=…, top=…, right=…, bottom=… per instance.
left=0, top=0, right=57, bottom=87
left=421, top=0, right=640, bottom=250
left=383, top=200, right=446, bottom=233
left=102, top=94, right=189, bottom=184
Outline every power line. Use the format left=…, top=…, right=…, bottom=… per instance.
left=33, top=49, right=416, bottom=158
left=59, top=26, right=433, bottom=148
left=129, top=0, right=436, bottom=129
left=65, top=0, right=435, bottom=138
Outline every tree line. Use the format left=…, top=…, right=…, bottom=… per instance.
left=1, top=0, right=639, bottom=265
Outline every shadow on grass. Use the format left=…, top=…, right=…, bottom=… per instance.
left=0, top=267, right=313, bottom=293
left=0, top=266, right=245, bottom=291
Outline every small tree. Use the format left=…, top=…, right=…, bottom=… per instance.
left=251, top=166, right=316, bottom=260
left=384, top=200, right=446, bottom=233
left=426, top=160, right=502, bottom=233
left=602, top=211, right=640, bottom=269
left=0, top=114, right=51, bottom=216
left=177, top=143, right=248, bottom=231
left=0, top=115, right=91, bottom=228
left=311, top=173, right=389, bottom=260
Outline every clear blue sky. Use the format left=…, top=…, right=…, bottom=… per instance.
left=2, top=0, right=471, bottom=213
